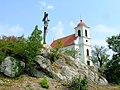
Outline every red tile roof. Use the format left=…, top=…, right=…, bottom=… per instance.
left=51, top=34, right=77, bottom=48
left=75, top=20, right=89, bottom=29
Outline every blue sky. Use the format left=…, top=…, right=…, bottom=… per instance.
left=0, top=0, right=120, bottom=49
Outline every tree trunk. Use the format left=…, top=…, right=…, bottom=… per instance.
left=97, top=54, right=102, bottom=68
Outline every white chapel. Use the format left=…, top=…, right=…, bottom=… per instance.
left=51, top=20, right=93, bottom=66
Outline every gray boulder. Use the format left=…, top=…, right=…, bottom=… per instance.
left=0, top=56, right=25, bottom=77
left=98, top=77, right=108, bottom=85
left=35, top=55, right=51, bottom=69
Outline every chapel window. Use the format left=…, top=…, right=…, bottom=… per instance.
left=78, top=30, right=81, bottom=37
left=86, top=49, right=89, bottom=56
left=85, top=30, right=87, bottom=37
left=87, top=61, right=90, bottom=65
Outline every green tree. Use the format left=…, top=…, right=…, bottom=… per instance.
left=105, top=34, right=120, bottom=84
left=105, top=55, right=120, bottom=84
left=26, top=25, right=42, bottom=58
left=25, top=25, right=43, bottom=74
left=92, top=45, right=109, bottom=68
left=106, top=34, right=120, bottom=56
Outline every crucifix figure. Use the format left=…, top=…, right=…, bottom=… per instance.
left=42, top=12, right=50, bottom=44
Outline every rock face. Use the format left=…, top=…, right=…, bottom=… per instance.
left=98, top=77, right=108, bottom=85
left=35, top=54, right=108, bottom=85
left=0, top=56, right=25, bottom=77
left=35, top=55, right=51, bottom=69
left=40, top=44, right=52, bottom=57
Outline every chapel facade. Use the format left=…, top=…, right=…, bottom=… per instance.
left=51, top=20, right=93, bottom=66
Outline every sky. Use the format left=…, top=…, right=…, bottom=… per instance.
left=0, top=0, right=120, bottom=52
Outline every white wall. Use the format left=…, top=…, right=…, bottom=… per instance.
left=63, top=45, right=75, bottom=50
left=74, top=25, right=93, bottom=66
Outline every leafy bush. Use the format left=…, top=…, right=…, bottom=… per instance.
left=0, top=25, right=43, bottom=76
left=64, top=49, right=80, bottom=59
left=0, top=35, right=27, bottom=63
left=65, top=56, right=71, bottom=65
left=65, top=76, right=88, bottom=90
left=0, top=50, right=6, bottom=64
left=40, top=76, right=49, bottom=89
left=48, top=48, right=62, bottom=63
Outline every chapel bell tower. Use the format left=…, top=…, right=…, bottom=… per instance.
left=74, top=20, right=93, bottom=66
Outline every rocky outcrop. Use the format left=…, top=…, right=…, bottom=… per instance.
left=35, top=54, right=108, bottom=85
left=40, top=44, right=52, bottom=57
left=0, top=44, right=108, bottom=85
left=98, top=77, right=108, bottom=85
left=35, top=55, right=51, bottom=69
left=0, top=56, right=25, bottom=77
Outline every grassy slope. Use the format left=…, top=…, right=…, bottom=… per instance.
left=0, top=74, right=120, bottom=90
left=89, top=83, right=120, bottom=90
left=0, top=74, right=67, bottom=90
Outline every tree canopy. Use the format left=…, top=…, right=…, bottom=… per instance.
left=92, top=45, right=109, bottom=68
left=105, top=34, right=120, bottom=84
left=106, top=34, right=120, bottom=56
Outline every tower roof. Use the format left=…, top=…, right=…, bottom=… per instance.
left=51, top=34, right=77, bottom=48
left=75, top=20, right=89, bottom=29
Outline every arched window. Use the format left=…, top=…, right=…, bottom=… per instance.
left=85, top=30, right=87, bottom=37
left=86, top=49, right=89, bottom=56
left=78, top=30, right=81, bottom=37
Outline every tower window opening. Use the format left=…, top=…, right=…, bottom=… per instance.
left=87, top=61, right=90, bottom=65
left=86, top=49, right=89, bottom=56
left=85, top=30, right=87, bottom=37
left=78, top=30, right=81, bottom=37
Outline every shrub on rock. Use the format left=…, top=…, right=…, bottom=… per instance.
left=40, top=76, right=49, bottom=89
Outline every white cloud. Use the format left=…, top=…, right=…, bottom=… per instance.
left=47, top=5, right=54, bottom=10
left=70, top=21, right=75, bottom=28
left=40, top=1, right=46, bottom=7
left=52, top=21, right=64, bottom=39
left=91, top=39, right=107, bottom=47
left=91, top=24, right=120, bottom=57
left=91, top=24, right=120, bottom=46
left=92, top=24, right=119, bottom=34
left=0, top=24, right=24, bottom=36
left=39, top=1, right=54, bottom=10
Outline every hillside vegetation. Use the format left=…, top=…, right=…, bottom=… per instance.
left=0, top=25, right=120, bottom=90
